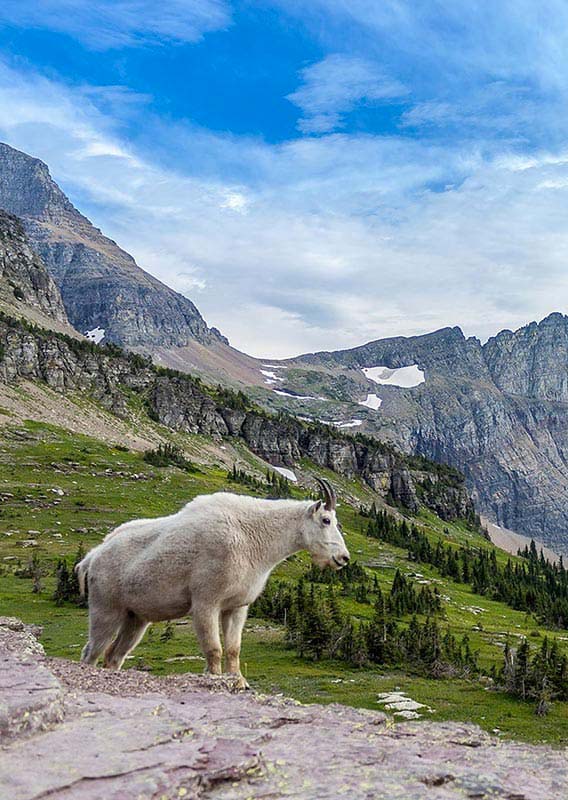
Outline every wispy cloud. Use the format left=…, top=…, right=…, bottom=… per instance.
left=277, top=1, right=568, bottom=150
left=3, top=1, right=568, bottom=359
left=287, top=54, right=408, bottom=134
left=0, top=0, right=231, bottom=49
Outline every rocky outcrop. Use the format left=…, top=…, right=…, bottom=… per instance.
left=0, top=617, right=64, bottom=742
left=2, top=617, right=567, bottom=799
left=0, top=315, right=474, bottom=521
left=0, top=142, right=227, bottom=349
left=484, top=312, right=568, bottom=401
left=289, top=317, right=568, bottom=553
left=0, top=210, right=69, bottom=324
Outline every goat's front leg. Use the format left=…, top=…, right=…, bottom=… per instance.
left=221, top=605, right=249, bottom=689
left=192, top=603, right=222, bottom=675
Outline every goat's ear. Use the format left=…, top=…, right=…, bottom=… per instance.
left=309, top=500, right=322, bottom=515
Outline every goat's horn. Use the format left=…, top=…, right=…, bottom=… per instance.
left=315, top=477, right=336, bottom=510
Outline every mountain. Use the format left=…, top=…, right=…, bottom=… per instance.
left=1, top=142, right=566, bottom=552
left=263, top=317, right=568, bottom=553
left=0, top=209, right=77, bottom=336
left=0, top=142, right=226, bottom=349
left=0, top=310, right=474, bottom=522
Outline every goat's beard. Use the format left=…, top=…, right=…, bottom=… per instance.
left=311, top=553, right=341, bottom=571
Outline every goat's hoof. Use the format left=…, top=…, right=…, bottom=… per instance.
left=229, top=673, right=250, bottom=691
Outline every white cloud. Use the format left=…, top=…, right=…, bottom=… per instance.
left=0, top=0, right=231, bottom=50
left=220, top=190, right=249, bottom=213
left=2, top=61, right=568, bottom=357
left=287, top=54, right=408, bottom=134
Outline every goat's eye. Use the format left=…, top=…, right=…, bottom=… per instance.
left=322, top=517, right=331, bottom=525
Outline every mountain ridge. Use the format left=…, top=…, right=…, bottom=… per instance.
left=0, top=307, right=475, bottom=524
left=268, top=314, right=568, bottom=552
left=0, top=142, right=227, bottom=350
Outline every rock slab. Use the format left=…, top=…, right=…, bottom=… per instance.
left=1, top=618, right=568, bottom=798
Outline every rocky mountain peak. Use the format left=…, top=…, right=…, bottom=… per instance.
left=0, top=142, right=227, bottom=350
left=483, top=312, right=568, bottom=401
left=300, top=324, right=487, bottom=380
left=0, top=143, right=73, bottom=222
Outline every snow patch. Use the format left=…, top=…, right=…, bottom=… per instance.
left=262, top=364, right=287, bottom=370
left=362, top=364, right=425, bottom=388
left=336, top=419, right=363, bottom=428
left=272, top=466, right=298, bottom=482
left=359, top=393, right=383, bottom=410
left=273, top=389, right=317, bottom=401
left=84, top=326, right=105, bottom=344
left=260, top=369, right=284, bottom=384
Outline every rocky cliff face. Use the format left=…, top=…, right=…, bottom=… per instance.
left=0, top=314, right=474, bottom=522
left=484, top=312, right=568, bottom=401
left=0, top=210, right=69, bottom=325
left=286, top=317, right=568, bottom=552
left=0, top=142, right=226, bottom=349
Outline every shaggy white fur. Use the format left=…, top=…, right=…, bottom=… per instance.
left=77, top=491, right=350, bottom=687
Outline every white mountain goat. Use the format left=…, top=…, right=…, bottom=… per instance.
left=76, top=477, right=349, bottom=688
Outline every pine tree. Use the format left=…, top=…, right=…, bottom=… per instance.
left=69, top=543, right=87, bottom=606
left=514, top=639, right=530, bottom=700
left=53, top=559, right=71, bottom=605
left=326, top=584, right=343, bottom=626
left=301, top=585, right=330, bottom=660
left=350, top=623, right=369, bottom=667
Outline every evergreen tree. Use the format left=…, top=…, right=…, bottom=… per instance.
left=53, top=559, right=71, bottom=605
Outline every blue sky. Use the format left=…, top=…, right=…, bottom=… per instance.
left=1, top=1, right=568, bottom=356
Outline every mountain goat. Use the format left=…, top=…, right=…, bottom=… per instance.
left=76, top=477, right=349, bottom=688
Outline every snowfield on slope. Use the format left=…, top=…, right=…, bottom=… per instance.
left=362, top=364, right=425, bottom=388
left=260, top=369, right=284, bottom=384
left=359, top=393, right=383, bottom=410
left=84, top=326, right=105, bottom=344
left=273, top=389, right=318, bottom=401
left=272, top=465, right=298, bottom=482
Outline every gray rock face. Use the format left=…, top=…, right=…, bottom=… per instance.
left=0, top=142, right=227, bottom=349
left=293, top=317, right=568, bottom=552
left=2, top=617, right=568, bottom=800
left=0, top=210, right=68, bottom=324
left=0, top=617, right=64, bottom=742
left=0, top=317, right=474, bottom=521
left=484, top=312, right=568, bottom=401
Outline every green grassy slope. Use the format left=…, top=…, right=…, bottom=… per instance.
left=1, top=420, right=567, bottom=745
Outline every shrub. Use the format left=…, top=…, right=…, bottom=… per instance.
left=143, top=442, right=197, bottom=472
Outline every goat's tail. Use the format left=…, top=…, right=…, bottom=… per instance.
left=75, top=556, right=90, bottom=597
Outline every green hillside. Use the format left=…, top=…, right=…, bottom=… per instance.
left=1, top=420, right=567, bottom=745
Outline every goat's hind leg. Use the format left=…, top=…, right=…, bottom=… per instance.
left=104, top=612, right=149, bottom=670
left=81, top=606, right=122, bottom=666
